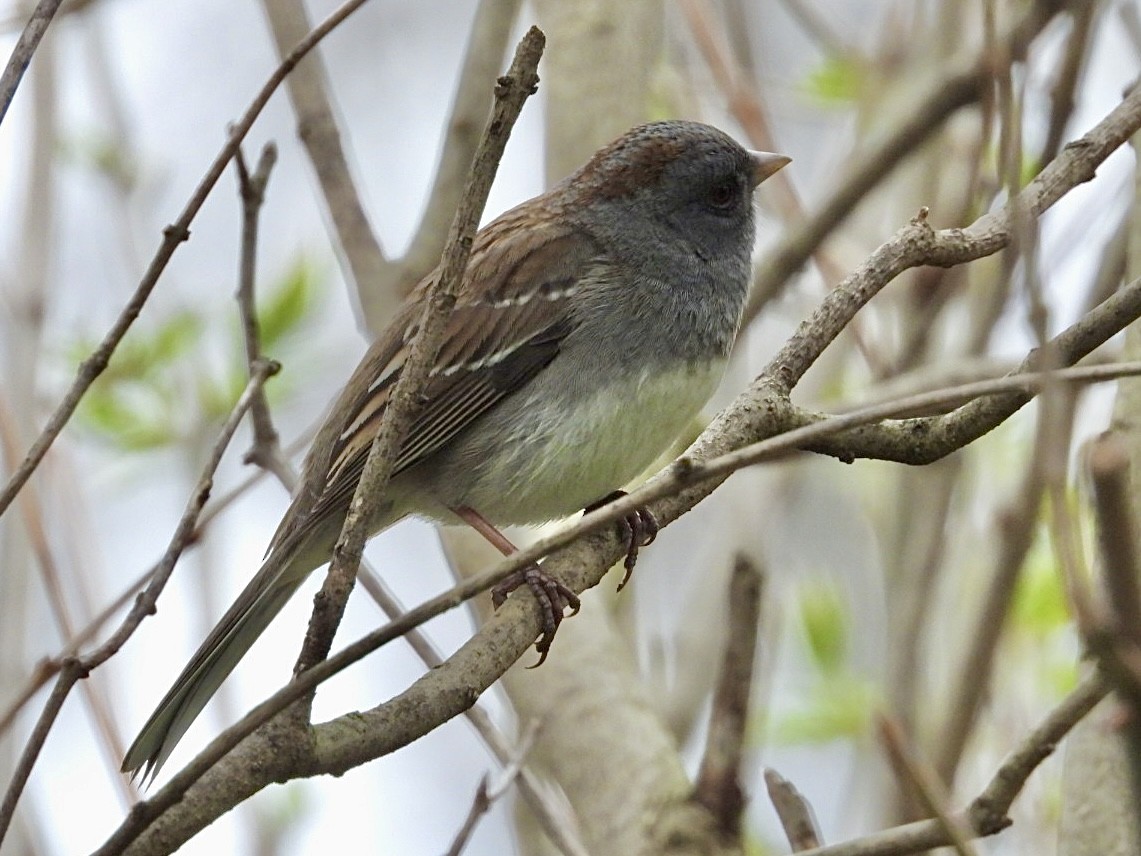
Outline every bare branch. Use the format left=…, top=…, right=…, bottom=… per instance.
left=290, top=23, right=544, bottom=678
left=0, top=0, right=63, bottom=126
left=233, top=142, right=292, bottom=483
left=0, top=0, right=375, bottom=522
left=443, top=721, right=537, bottom=856
left=790, top=674, right=1107, bottom=856
left=0, top=360, right=280, bottom=845
left=765, top=768, right=823, bottom=851
left=692, top=554, right=765, bottom=839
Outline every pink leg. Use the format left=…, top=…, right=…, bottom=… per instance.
left=453, top=505, right=581, bottom=666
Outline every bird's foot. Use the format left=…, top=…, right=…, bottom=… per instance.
left=492, top=564, right=581, bottom=667
left=584, top=490, right=659, bottom=591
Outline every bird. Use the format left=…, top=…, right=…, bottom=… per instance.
left=122, top=119, right=789, bottom=780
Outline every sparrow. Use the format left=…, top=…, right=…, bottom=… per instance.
left=122, top=119, right=789, bottom=780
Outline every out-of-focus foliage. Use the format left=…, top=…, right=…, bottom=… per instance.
left=799, top=578, right=850, bottom=676
left=769, top=580, right=878, bottom=743
left=801, top=54, right=868, bottom=106
left=72, top=256, right=323, bottom=451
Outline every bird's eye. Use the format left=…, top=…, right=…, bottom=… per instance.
left=705, top=179, right=737, bottom=212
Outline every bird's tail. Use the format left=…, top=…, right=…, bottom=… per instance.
left=121, top=535, right=328, bottom=783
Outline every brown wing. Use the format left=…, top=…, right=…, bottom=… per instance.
left=267, top=212, right=602, bottom=556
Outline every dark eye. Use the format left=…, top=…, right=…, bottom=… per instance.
left=705, top=179, right=737, bottom=212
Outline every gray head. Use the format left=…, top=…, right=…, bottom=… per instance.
left=550, top=121, right=788, bottom=360
left=558, top=120, right=788, bottom=266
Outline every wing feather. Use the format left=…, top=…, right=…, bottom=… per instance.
left=267, top=214, right=602, bottom=556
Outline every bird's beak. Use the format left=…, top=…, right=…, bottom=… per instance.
left=748, top=151, right=792, bottom=187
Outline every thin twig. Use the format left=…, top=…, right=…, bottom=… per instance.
left=0, top=660, right=84, bottom=841
left=692, top=554, right=765, bottom=838
left=233, top=142, right=292, bottom=483
left=0, top=0, right=375, bottom=523
left=764, top=768, right=823, bottom=851
left=876, top=715, right=977, bottom=856
left=0, top=0, right=63, bottom=126
left=789, top=673, right=1108, bottom=856
left=0, top=360, right=279, bottom=845
left=290, top=24, right=545, bottom=679
left=443, top=721, right=538, bottom=856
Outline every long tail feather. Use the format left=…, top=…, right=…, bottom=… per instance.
left=121, top=538, right=324, bottom=782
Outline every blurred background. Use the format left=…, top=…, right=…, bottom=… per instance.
left=1, top=0, right=1139, bottom=853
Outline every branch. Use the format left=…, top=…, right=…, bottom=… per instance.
left=790, top=674, right=1107, bottom=856
left=0, top=360, right=280, bottom=846
left=443, top=721, right=537, bottom=856
left=692, top=555, right=765, bottom=839
left=0, top=0, right=375, bottom=522
left=290, top=22, right=544, bottom=677
left=0, top=0, right=63, bottom=126
left=96, top=27, right=546, bottom=854
left=232, top=142, right=292, bottom=483
left=96, top=74, right=1141, bottom=854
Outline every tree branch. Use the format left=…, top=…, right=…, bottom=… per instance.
left=0, top=0, right=63, bottom=126
left=0, top=360, right=280, bottom=846
left=692, top=555, right=765, bottom=839
left=791, top=674, right=1107, bottom=856
left=0, top=0, right=375, bottom=522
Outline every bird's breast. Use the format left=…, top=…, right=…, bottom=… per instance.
left=444, top=358, right=726, bottom=524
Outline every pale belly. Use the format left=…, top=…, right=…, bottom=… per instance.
left=437, top=359, right=726, bottom=524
